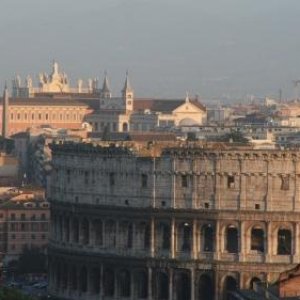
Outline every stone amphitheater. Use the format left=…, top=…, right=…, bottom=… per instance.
left=48, top=141, right=300, bottom=300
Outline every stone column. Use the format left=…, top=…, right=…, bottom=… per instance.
left=89, top=219, right=95, bottom=247
left=148, top=267, right=152, bottom=300
left=192, top=219, right=197, bottom=259
left=214, top=221, right=221, bottom=260
left=214, top=160, right=221, bottom=209
left=169, top=268, right=173, bottom=300
left=100, top=264, right=104, bottom=300
left=266, top=222, right=273, bottom=263
left=191, top=268, right=195, bottom=300
left=294, top=222, right=300, bottom=263
left=239, top=221, right=246, bottom=262
left=293, top=161, right=300, bottom=211
left=171, top=218, right=175, bottom=259
left=150, top=218, right=155, bottom=257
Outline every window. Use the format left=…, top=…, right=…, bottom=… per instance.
left=109, top=173, right=115, bottom=186
left=41, top=234, right=46, bottom=240
left=11, top=234, right=16, bottom=239
left=31, top=234, right=36, bottom=240
left=31, top=214, right=36, bottom=221
left=84, top=171, right=89, bottom=185
left=181, top=175, right=188, bottom=188
left=281, top=176, right=289, bottom=191
left=11, top=213, right=16, bottom=220
left=10, top=113, right=14, bottom=120
left=45, top=113, right=49, bottom=120
left=38, top=113, right=42, bottom=120
left=17, top=113, right=20, bottom=120
left=141, top=174, right=148, bottom=188
left=204, top=202, right=209, bottom=209
left=21, top=213, right=26, bottom=221
left=32, top=113, right=34, bottom=120
left=227, top=176, right=235, bottom=188
left=255, top=204, right=260, bottom=210
left=10, top=224, right=16, bottom=231
left=41, top=213, right=46, bottom=220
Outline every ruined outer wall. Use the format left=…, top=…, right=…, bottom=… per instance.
left=48, top=142, right=300, bottom=300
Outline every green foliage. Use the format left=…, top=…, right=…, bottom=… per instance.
left=216, top=131, right=249, bottom=143
left=0, top=287, right=33, bottom=300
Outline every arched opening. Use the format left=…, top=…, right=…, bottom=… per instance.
left=250, top=277, right=261, bottom=290
left=73, top=218, right=79, bottom=244
left=127, top=223, right=133, bottom=248
left=277, top=229, right=292, bottom=255
left=251, top=228, right=264, bottom=252
left=71, top=266, right=77, bottom=291
left=119, top=269, right=131, bottom=297
left=176, top=272, right=191, bottom=300
left=58, top=216, right=63, bottom=241
left=226, top=226, right=238, bottom=253
left=136, top=271, right=148, bottom=299
left=122, top=122, right=128, bottom=132
left=202, top=224, right=214, bottom=252
left=56, top=262, right=61, bottom=290
left=144, top=223, right=150, bottom=249
left=94, top=219, right=103, bottom=246
left=79, top=266, right=87, bottom=293
left=91, top=268, right=100, bottom=294
left=104, top=268, right=115, bottom=297
left=81, top=219, right=89, bottom=245
left=159, top=223, right=170, bottom=250
left=105, top=220, right=116, bottom=247
left=198, top=274, right=214, bottom=300
left=223, top=276, right=238, bottom=300
left=157, top=272, right=169, bottom=300
left=178, top=223, right=192, bottom=252
left=64, top=217, right=70, bottom=242
left=62, top=263, right=68, bottom=290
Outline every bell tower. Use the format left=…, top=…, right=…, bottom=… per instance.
left=122, top=71, right=134, bottom=112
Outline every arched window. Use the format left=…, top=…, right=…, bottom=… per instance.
left=157, top=272, right=169, bottom=300
left=178, top=222, right=191, bottom=252
left=136, top=271, right=148, bottom=298
left=277, top=229, right=292, bottom=255
left=104, top=268, right=114, bottom=297
left=122, top=122, right=128, bottom=132
left=119, top=269, right=131, bottom=297
left=91, top=268, right=100, bottom=294
left=71, top=265, right=77, bottom=291
left=72, top=218, right=79, bottom=244
left=79, top=266, right=87, bottom=293
left=160, top=223, right=170, bottom=250
left=202, top=224, right=214, bottom=252
left=105, top=220, right=116, bottom=247
left=94, top=219, right=103, bottom=246
left=226, top=226, right=238, bottom=253
left=223, top=276, right=238, bottom=300
left=81, top=219, right=89, bottom=245
left=144, top=223, right=150, bottom=249
left=198, top=274, right=214, bottom=300
left=175, top=272, right=191, bottom=300
left=251, top=228, right=264, bottom=252
left=127, top=223, right=133, bottom=248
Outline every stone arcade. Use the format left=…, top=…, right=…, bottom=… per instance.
left=48, top=141, right=300, bottom=300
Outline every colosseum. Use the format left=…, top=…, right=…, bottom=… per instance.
left=48, top=141, right=300, bottom=300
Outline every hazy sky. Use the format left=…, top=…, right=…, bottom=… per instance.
left=1, top=0, right=300, bottom=99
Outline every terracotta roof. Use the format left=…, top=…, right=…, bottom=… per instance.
left=0, top=97, right=90, bottom=107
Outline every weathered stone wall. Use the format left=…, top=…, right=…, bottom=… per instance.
left=48, top=142, right=300, bottom=300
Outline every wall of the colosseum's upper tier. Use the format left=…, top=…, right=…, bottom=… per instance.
left=49, top=143, right=300, bottom=212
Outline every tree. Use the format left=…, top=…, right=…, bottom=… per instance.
left=0, top=288, right=33, bottom=300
